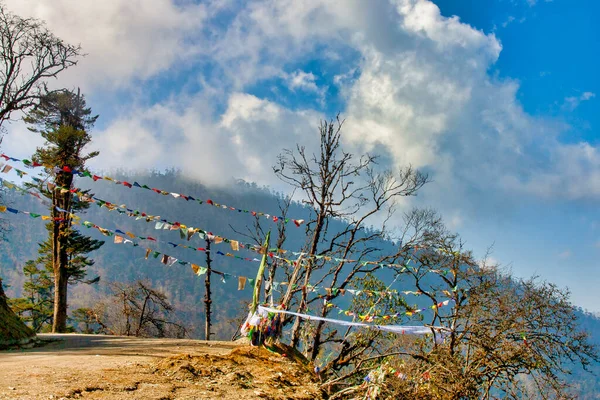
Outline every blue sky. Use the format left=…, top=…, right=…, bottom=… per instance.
left=436, top=0, right=599, bottom=141
left=2, top=0, right=599, bottom=311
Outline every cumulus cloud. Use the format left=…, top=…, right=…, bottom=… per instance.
left=3, top=0, right=209, bottom=90
left=2, top=0, right=600, bottom=211
left=88, top=92, right=322, bottom=187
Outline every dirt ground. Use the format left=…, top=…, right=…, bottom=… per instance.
left=0, top=334, right=324, bottom=400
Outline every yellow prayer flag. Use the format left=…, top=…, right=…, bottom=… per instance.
left=126, top=232, right=136, bottom=239
left=0, top=206, right=6, bottom=212
left=230, top=240, right=239, bottom=251
left=41, top=215, right=51, bottom=220
left=238, top=276, right=247, bottom=290
left=191, top=263, right=200, bottom=274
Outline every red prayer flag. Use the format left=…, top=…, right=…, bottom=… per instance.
left=122, top=181, right=133, bottom=188
left=92, top=175, right=102, bottom=181
left=62, top=166, right=72, bottom=173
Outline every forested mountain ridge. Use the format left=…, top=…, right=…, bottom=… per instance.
left=1, top=169, right=599, bottom=396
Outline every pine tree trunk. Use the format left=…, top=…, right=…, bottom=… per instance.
left=51, top=172, right=73, bottom=333
left=52, top=266, right=68, bottom=332
left=204, top=239, right=212, bottom=341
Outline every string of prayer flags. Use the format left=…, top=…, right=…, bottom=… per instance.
left=81, top=217, right=263, bottom=266
left=0, top=152, right=306, bottom=227
left=50, top=181, right=271, bottom=254
left=0, top=204, right=62, bottom=220
left=326, top=299, right=454, bottom=322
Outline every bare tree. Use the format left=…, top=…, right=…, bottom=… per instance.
left=0, top=3, right=81, bottom=341
left=323, top=210, right=599, bottom=399
left=94, top=281, right=187, bottom=338
left=0, top=2, right=81, bottom=131
left=273, top=117, right=429, bottom=359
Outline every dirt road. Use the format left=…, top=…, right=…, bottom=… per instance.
left=0, top=334, right=322, bottom=400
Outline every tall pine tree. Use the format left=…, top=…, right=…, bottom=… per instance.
left=25, top=89, right=103, bottom=332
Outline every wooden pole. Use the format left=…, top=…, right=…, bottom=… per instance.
left=204, top=238, right=212, bottom=340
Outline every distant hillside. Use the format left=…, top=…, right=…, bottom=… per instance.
left=1, top=170, right=599, bottom=395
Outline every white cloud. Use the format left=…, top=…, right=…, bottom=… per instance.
left=284, top=70, right=320, bottom=93
left=563, top=91, right=596, bottom=111
left=3, top=0, right=209, bottom=91
left=88, top=92, right=322, bottom=187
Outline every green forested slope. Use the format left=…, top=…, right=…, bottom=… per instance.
left=1, top=170, right=599, bottom=395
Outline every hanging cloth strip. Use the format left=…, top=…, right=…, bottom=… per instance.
left=257, top=306, right=445, bottom=335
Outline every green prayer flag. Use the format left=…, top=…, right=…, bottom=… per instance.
left=251, top=231, right=270, bottom=313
